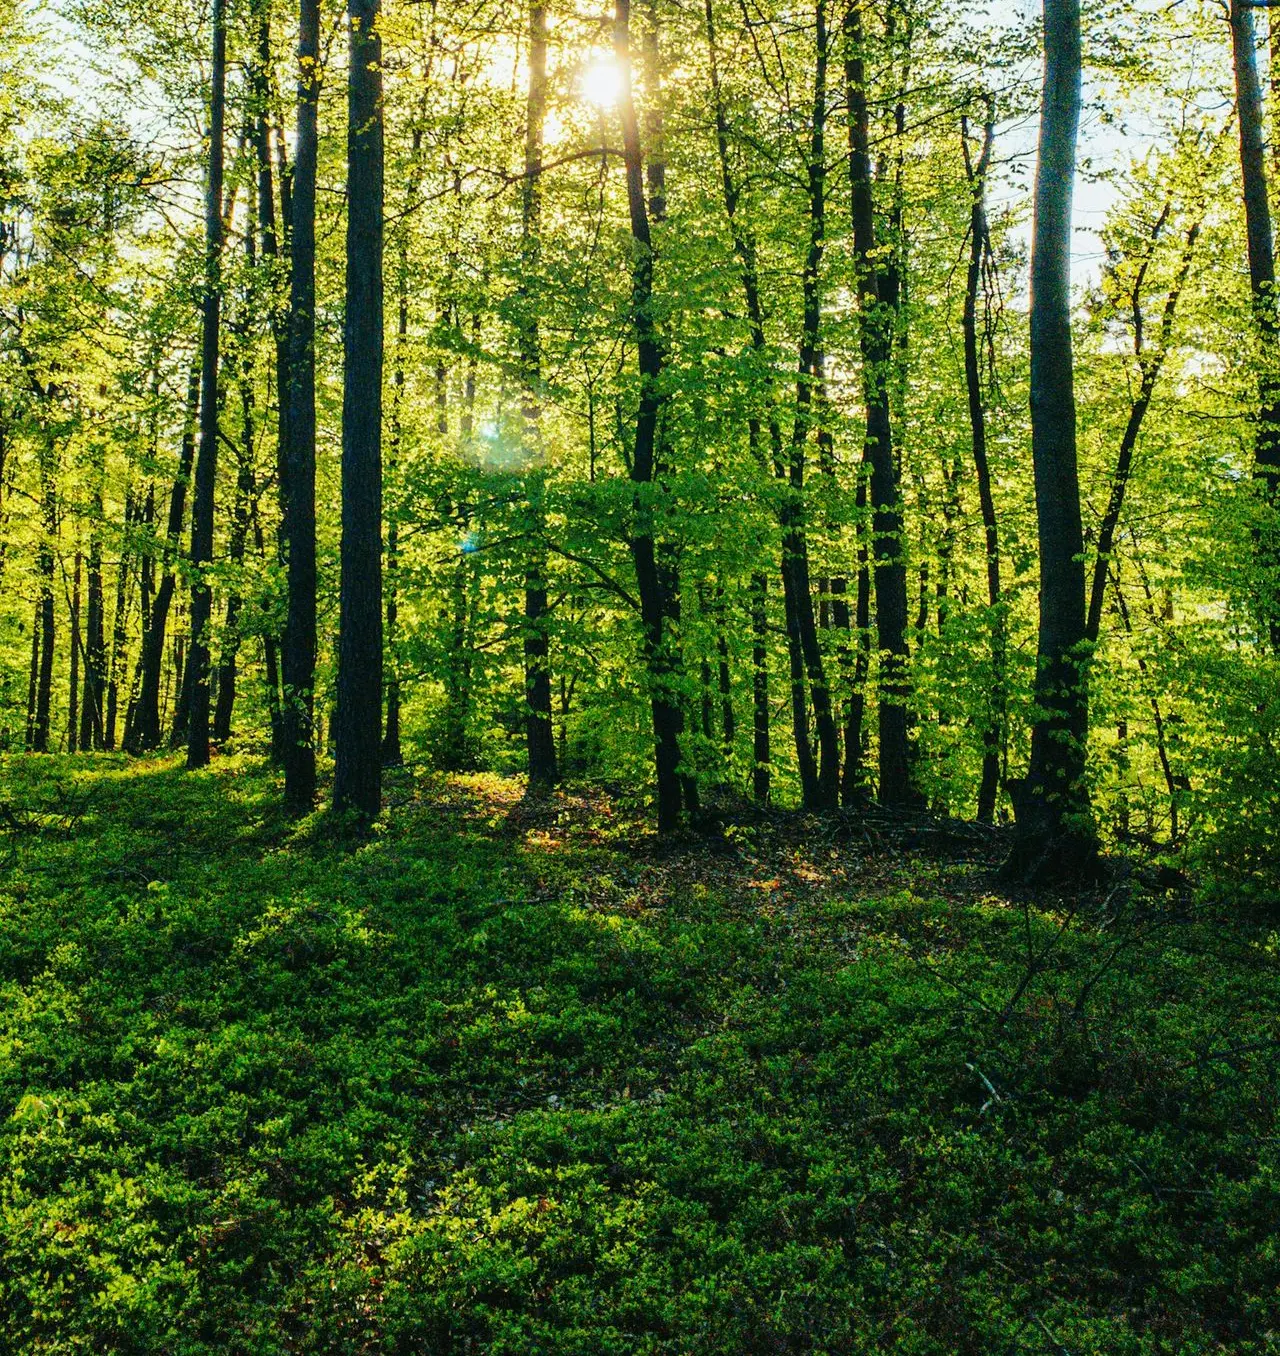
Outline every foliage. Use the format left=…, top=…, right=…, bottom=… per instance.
left=1, top=756, right=1278, bottom=1352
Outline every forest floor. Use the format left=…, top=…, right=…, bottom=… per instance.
left=1, top=756, right=1278, bottom=1354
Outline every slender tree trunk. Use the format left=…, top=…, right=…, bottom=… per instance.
left=80, top=461, right=106, bottom=750
left=750, top=571, right=770, bottom=802
left=25, top=597, right=40, bottom=749
left=334, top=0, right=385, bottom=819
left=105, top=488, right=140, bottom=749
left=382, top=233, right=409, bottom=769
left=520, top=0, right=558, bottom=787
left=1005, top=0, right=1097, bottom=880
left=1085, top=210, right=1200, bottom=644
left=128, top=364, right=199, bottom=753
left=68, top=552, right=82, bottom=753
left=186, top=0, right=227, bottom=771
left=962, top=107, right=1004, bottom=823
left=839, top=468, right=873, bottom=804
left=212, top=378, right=256, bottom=744
left=253, top=1, right=289, bottom=763
left=846, top=0, right=913, bottom=807
left=782, top=0, right=840, bottom=810
left=1230, top=0, right=1280, bottom=649
left=33, top=438, right=57, bottom=753
left=615, top=0, right=688, bottom=832
left=281, top=0, right=320, bottom=808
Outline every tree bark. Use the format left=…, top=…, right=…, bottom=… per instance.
left=1230, top=0, right=1280, bottom=649
left=68, top=551, right=82, bottom=753
left=281, top=0, right=320, bottom=808
left=1005, top=0, right=1098, bottom=881
left=1085, top=210, right=1199, bottom=645
left=80, top=456, right=106, bottom=750
left=186, top=0, right=227, bottom=771
left=961, top=107, right=1004, bottom=823
left=334, top=0, right=385, bottom=820
left=520, top=0, right=558, bottom=788
left=127, top=363, right=198, bottom=753
left=845, top=0, right=914, bottom=808
left=615, top=0, right=690, bottom=832
left=33, top=436, right=57, bottom=753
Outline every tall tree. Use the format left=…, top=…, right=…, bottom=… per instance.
left=961, top=105, right=1004, bottom=824
left=1229, top=0, right=1280, bottom=649
left=1005, top=0, right=1097, bottom=879
left=333, top=0, right=385, bottom=819
left=615, top=0, right=692, bottom=832
left=185, top=0, right=227, bottom=771
left=845, top=0, right=914, bottom=808
left=281, top=0, right=320, bottom=810
left=519, top=0, right=558, bottom=788
left=126, top=362, right=198, bottom=753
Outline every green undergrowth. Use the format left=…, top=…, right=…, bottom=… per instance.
left=1, top=755, right=1278, bottom=1353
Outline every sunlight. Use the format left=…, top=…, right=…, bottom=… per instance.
left=579, top=55, right=622, bottom=107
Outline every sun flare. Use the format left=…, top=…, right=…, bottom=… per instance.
left=580, top=56, right=623, bottom=107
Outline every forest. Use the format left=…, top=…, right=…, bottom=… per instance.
left=2, top=0, right=1280, bottom=1348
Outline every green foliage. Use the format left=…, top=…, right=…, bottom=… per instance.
left=2, top=757, right=1279, bottom=1351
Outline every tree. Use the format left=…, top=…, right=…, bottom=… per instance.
left=333, top=0, right=385, bottom=820
left=1004, top=0, right=1097, bottom=880
left=185, top=0, right=227, bottom=772
left=281, top=0, right=320, bottom=810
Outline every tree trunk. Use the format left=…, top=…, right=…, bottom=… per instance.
left=782, top=0, right=840, bottom=810
left=127, top=365, right=198, bottom=753
left=520, top=0, right=558, bottom=788
left=1086, top=209, right=1199, bottom=645
left=33, top=437, right=57, bottom=753
left=25, top=597, right=40, bottom=750
left=961, top=107, right=1004, bottom=823
left=80, top=461, right=106, bottom=750
left=105, top=487, right=142, bottom=749
left=186, top=0, right=227, bottom=772
left=68, top=551, right=82, bottom=753
left=281, top=0, right=320, bottom=808
left=845, top=0, right=913, bottom=808
left=750, top=572, right=770, bottom=802
left=615, top=0, right=689, bottom=832
left=1230, top=0, right=1280, bottom=649
left=334, top=0, right=385, bottom=820
left=1005, top=0, right=1097, bottom=881
left=253, top=2, right=289, bottom=764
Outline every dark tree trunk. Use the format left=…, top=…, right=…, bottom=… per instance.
left=281, top=0, right=320, bottom=809
left=615, top=0, right=689, bottom=833
left=520, top=0, right=558, bottom=788
left=750, top=572, right=770, bottom=802
left=383, top=221, right=410, bottom=769
left=25, top=596, right=40, bottom=749
left=252, top=501, right=284, bottom=756
left=845, top=1, right=913, bottom=808
left=68, top=552, right=82, bottom=753
left=212, top=371, right=257, bottom=745
left=128, top=365, right=198, bottom=753
left=252, top=5, right=288, bottom=763
left=1230, top=0, right=1280, bottom=649
left=334, top=0, right=385, bottom=820
left=783, top=0, right=840, bottom=810
left=1004, top=0, right=1097, bottom=881
left=105, top=487, right=142, bottom=749
left=1085, top=209, right=1199, bottom=645
left=80, top=466, right=106, bottom=750
left=840, top=470, right=872, bottom=805
left=33, top=439, right=57, bottom=753
left=961, top=107, right=1004, bottom=823
left=186, top=0, right=227, bottom=772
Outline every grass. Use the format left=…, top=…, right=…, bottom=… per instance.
left=0, top=754, right=1278, bottom=1354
